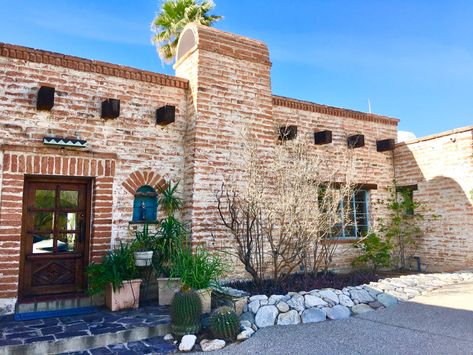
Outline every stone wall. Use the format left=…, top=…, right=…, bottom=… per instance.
left=394, top=126, right=473, bottom=271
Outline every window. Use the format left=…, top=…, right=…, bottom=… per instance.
left=332, top=190, right=370, bottom=238
left=132, top=185, right=158, bottom=222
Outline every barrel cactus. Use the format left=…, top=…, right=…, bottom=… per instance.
left=170, top=285, right=202, bottom=336
left=209, top=306, right=240, bottom=341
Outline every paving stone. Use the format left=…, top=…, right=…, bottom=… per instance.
left=24, top=335, right=55, bottom=343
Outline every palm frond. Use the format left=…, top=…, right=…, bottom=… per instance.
left=151, top=0, right=222, bottom=63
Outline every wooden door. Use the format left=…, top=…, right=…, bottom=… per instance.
left=19, top=177, right=91, bottom=299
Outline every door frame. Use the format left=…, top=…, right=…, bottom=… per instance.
left=18, top=175, right=93, bottom=300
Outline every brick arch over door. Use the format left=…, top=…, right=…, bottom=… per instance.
left=122, top=170, right=168, bottom=196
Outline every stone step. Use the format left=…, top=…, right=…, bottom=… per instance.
left=16, top=295, right=103, bottom=315
left=0, top=303, right=170, bottom=355
left=59, top=335, right=176, bottom=355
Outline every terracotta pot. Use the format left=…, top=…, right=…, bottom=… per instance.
left=196, top=288, right=212, bottom=314
left=134, top=251, right=153, bottom=267
left=157, top=278, right=181, bottom=306
left=105, top=279, right=142, bottom=311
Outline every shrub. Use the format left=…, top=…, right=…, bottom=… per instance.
left=170, top=285, right=202, bottom=336
left=353, top=232, right=392, bottom=271
left=209, top=306, right=240, bottom=341
left=87, top=242, right=139, bottom=295
left=170, top=245, right=225, bottom=290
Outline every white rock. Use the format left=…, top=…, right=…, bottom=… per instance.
left=338, top=294, right=355, bottom=307
left=276, top=301, right=290, bottom=313
left=351, top=304, right=374, bottom=315
left=200, top=339, right=226, bottom=352
left=349, top=289, right=375, bottom=303
left=179, top=335, right=197, bottom=352
left=323, top=305, right=351, bottom=320
left=240, top=320, right=252, bottom=329
left=248, top=300, right=261, bottom=314
left=237, top=328, right=255, bottom=340
left=304, top=294, right=327, bottom=308
left=301, top=308, right=326, bottom=323
left=277, top=310, right=301, bottom=325
left=240, top=311, right=255, bottom=324
left=249, top=295, right=268, bottom=302
left=268, top=295, right=285, bottom=304
left=319, top=290, right=339, bottom=305
left=363, top=285, right=383, bottom=298
left=163, top=333, right=174, bottom=341
left=255, top=305, right=279, bottom=328
left=377, top=293, right=398, bottom=307
left=287, top=294, right=305, bottom=311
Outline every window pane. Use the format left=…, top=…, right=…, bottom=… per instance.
left=32, top=233, right=54, bottom=253
left=35, top=190, right=55, bottom=209
left=60, top=190, right=78, bottom=208
left=58, top=212, right=77, bottom=231
left=58, top=233, right=76, bottom=252
left=33, top=212, right=54, bottom=231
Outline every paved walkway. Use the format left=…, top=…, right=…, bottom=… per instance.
left=218, top=281, right=473, bottom=355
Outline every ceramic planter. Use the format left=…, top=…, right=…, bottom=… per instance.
left=196, top=287, right=212, bottom=314
left=105, top=279, right=142, bottom=311
left=134, top=251, right=153, bottom=267
left=157, top=278, right=182, bottom=306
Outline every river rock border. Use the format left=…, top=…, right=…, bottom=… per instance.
left=236, top=271, right=473, bottom=338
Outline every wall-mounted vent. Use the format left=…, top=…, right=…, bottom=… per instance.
left=101, top=99, right=120, bottom=119
left=376, top=138, right=396, bottom=152
left=278, top=125, right=298, bottom=140
left=314, top=130, right=332, bottom=145
left=37, top=86, right=55, bottom=111
left=347, top=134, right=365, bottom=148
left=156, top=105, right=175, bottom=126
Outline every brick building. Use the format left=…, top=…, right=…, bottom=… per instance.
left=0, top=24, right=471, bottom=314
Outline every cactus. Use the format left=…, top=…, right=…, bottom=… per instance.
left=209, top=306, right=240, bottom=341
left=170, top=285, right=202, bottom=336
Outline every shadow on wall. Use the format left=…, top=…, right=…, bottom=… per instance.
left=394, top=132, right=473, bottom=272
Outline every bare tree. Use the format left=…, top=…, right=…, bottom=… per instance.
left=216, top=127, right=358, bottom=286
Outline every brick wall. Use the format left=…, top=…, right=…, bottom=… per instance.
left=0, top=25, right=403, bottom=311
left=394, top=127, right=473, bottom=271
left=0, top=44, right=188, bottom=306
left=175, top=24, right=399, bottom=276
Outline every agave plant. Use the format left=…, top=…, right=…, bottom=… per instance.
left=151, top=0, right=222, bottom=63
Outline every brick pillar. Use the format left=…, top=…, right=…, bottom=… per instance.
left=174, top=24, right=274, bottom=248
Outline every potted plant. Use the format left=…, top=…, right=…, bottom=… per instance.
left=87, top=242, right=142, bottom=311
left=132, top=223, right=156, bottom=267
left=170, top=245, right=224, bottom=313
left=155, top=182, right=186, bottom=305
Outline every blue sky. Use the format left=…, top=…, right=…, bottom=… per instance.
left=1, top=0, right=472, bottom=137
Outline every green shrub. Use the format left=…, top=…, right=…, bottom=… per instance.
left=170, top=285, right=202, bottom=336
left=209, top=306, right=240, bottom=341
left=353, top=232, right=392, bottom=271
left=87, top=242, right=139, bottom=295
left=170, top=245, right=225, bottom=290
left=131, top=223, right=158, bottom=252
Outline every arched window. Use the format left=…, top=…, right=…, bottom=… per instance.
left=132, top=185, right=158, bottom=222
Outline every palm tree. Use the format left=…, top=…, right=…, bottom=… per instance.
left=151, top=0, right=222, bottom=63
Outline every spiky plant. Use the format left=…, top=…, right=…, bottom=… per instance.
left=170, top=285, right=202, bottom=336
left=151, top=0, right=222, bottom=63
left=209, top=306, right=240, bottom=341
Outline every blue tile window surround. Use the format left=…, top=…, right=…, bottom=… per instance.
left=332, top=190, right=370, bottom=238
left=132, top=185, right=158, bottom=222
